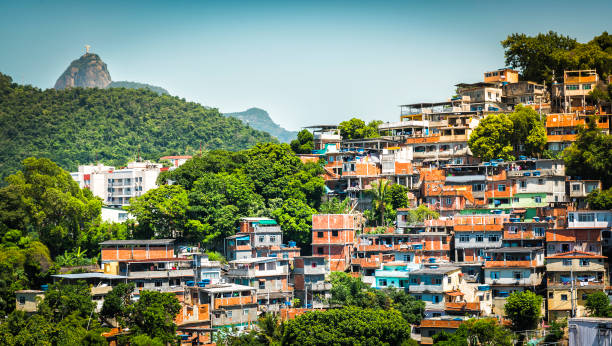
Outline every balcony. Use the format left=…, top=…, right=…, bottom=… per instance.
left=408, top=283, right=444, bottom=293
left=227, top=267, right=288, bottom=277
left=302, top=266, right=328, bottom=275
left=507, top=169, right=565, bottom=178
left=214, top=296, right=256, bottom=309
left=484, top=260, right=537, bottom=268
left=546, top=279, right=604, bottom=290
left=127, top=269, right=195, bottom=279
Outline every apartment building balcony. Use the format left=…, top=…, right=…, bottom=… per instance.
left=546, top=279, right=604, bottom=290
left=484, top=260, right=537, bottom=268
left=227, top=267, right=288, bottom=277
left=214, top=296, right=256, bottom=309
left=424, top=301, right=446, bottom=311
left=301, top=266, right=328, bottom=275
left=409, top=283, right=445, bottom=293
left=507, top=169, right=565, bottom=178
left=127, top=269, right=195, bottom=279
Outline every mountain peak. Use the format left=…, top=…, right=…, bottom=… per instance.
left=54, top=53, right=112, bottom=90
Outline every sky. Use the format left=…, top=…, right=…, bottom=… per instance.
left=1, top=0, right=611, bottom=131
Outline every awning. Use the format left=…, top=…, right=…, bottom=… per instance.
left=257, top=220, right=277, bottom=225
left=236, top=236, right=250, bottom=241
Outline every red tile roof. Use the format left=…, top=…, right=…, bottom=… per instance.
left=445, top=302, right=480, bottom=312
left=419, top=319, right=463, bottom=329
left=546, top=250, right=606, bottom=259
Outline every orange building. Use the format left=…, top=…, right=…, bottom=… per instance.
left=484, top=68, right=519, bottom=84
left=100, top=239, right=175, bottom=262
left=311, top=214, right=360, bottom=271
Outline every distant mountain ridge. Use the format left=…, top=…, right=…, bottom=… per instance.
left=224, top=108, right=298, bottom=143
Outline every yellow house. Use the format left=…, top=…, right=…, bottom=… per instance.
left=546, top=251, right=607, bottom=321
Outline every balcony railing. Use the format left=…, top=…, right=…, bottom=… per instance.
left=408, top=283, right=444, bottom=293
left=214, top=296, right=256, bottom=309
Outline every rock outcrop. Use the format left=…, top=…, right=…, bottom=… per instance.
left=54, top=53, right=111, bottom=90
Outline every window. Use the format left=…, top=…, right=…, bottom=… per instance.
left=566, top=85, right=579, bottom=91
left=578, top=213, right=595, bottom=222
left=562, top=244, right=570, bottom=252
left=459, top=235, right=470, bottom=242
left=572, top=184, right=580, bottom=191
left=538, top=179, right=544, bottom=185
left=269, top=236, right=276, bottom=243
left=137, top=281, right=144, bottom=288
left=154, top=280, right=162, bottom=287
left=520, top=181, right=527, bottom=189
left=434, top=278, right=442, bottom=285
left=447, top=277, right=452, bottom=284
left=244, top=309, right=249, bottom=315
left=488, top=235, right=500, bottom=242
left=563, top=259, right=572, bottom=266
left=379, top=279, right=387, bottom=286
left=259, top=280, right=265, bottom=289
left=259, top=236, right=265, bottom=243
left=475, top=235, right=484, bottom=242
left=561, top=294, right=568, bottom=301
left=580, top=259, right=590, bottom=266
left=490, top=271, right=500, bottom=279
left=19, top=296, right=25, bottom=305
left=583, top=84, right=592, bottom=90
left=582, top=294, right=588, bottom=300
left=568, top=213, right=575, bottom=222
left=446, top=198, right=452, bottom=205
left=311, top=262, right=317, bottom=268
left=513, top=271, right=522, bottom=280
left=332, top=230, right=338, bottom=237
left=498, top=184, right=506, bottom=192
left=227, top=311, right=233, bottom=318
left=317, top=232, right=323, bottom=238
left=534, top=196, right=542, bottom=203
left=548, top=292, right=554, bottom=299
left=317, top=247, right=324, bottom=255
left=415, top=295, right=421, bottom=300
left=534, top=227, right=545, bottom=237
left=508, top=226, right=518, bottom=234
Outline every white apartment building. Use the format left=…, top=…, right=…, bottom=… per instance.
left=71, top=161, right=162, bottom=208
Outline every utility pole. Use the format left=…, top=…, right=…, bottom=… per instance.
left=570, top=263, right=575, bottom=317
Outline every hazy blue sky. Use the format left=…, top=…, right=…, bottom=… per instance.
left=1, top=0, right=610, bottom=130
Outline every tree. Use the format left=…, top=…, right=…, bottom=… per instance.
left=433, top=318, right=513, bottom=346
left=0, top=157, right=102, bottom=257
left=387, top=184, right=409, bottom=210
left=502, top=31, right=577, bottom=83
left=127, top=184, right=189, bottom=239
left=562, top=116, right=612, bottom=188
left=290, top=129, right=314, bottom=154
left=319, top=197, right=352, bottom=214
left=383, top=288, right=426, bottom=325
left=468, top=114, right=515, bottom=161
left=508, top=105, right=547, bottom=157
left=544, top=318, right=567, bottom=343
left=281, top=306, right=413, bottom=345
left=338, top=118, right=383, bottom=139
left=273, top=198, right=316, bottom=250
left=586, top=188, right=612, bottom=210
left=368, top=180, right=390, bottom=226
left=504, top=290, right=543, bottom=331
left=406, top=205, right=439, bottom=224
left=100, top=283, right=135, bottom=326
left=585, top=291, right=611, bottom=317
left=124, top=290, right=181, bottom=344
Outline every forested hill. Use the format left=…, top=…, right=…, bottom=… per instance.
left=107, top=81, right=169, bottom=95
left=0, top=73, right=277, bottom=180
left=225, top=107, right=298, bottom=143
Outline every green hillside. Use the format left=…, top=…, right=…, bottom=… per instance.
left=0, top=73, right=276, bottom=180
left=225, top=107, right=298, bottom=143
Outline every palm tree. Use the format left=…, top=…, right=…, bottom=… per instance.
left=369, top=179, right=389, bottom=226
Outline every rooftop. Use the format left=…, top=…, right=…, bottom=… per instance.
left=100, top=239, right=175, bottom=246
left=229, top=257, right=278, bottom=264
left=486, top=247, right=542, bottom=253
left=52, top=273, right=126, bottom=280
left=419, top=319, right=463, bottom=329
left=193, top=283, right=256, bottom=293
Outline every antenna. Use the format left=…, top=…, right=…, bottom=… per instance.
left=85, top=45, right=91, bottom=54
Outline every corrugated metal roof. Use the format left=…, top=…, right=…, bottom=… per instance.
left=99, top=239, right=175, bottom=246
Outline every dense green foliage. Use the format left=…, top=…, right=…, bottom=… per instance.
left=504, top=290, right=543, bottom=331
left=329, top=272, right=425, bottom=325
left=123, top=290, right=182, bottom=344
left=224, top=107, right=298, bottom=143
left=502, top=31, right=612, bottom=84
left=0, top=157, right=102, bottom=257
left=0, top=73, right=276, bottom=181
left=282, top=306, right=413, bottom=345
left=586, top=188, right=612, bottom=210
left=0, top=282, right=107, bottom=345
left=319, top=197, right=352, bottom=214
left=585, top=291, right=612, bottom=317
left=107, top=81, right=169, bottom=95
left=100, top=283, right=134, bottom=326
left=290, top=129, right=314, bottom=154
left=563, top=116, right=612, bottom=188
left=433, top=318, right=513, bottom=346
left=544, top=319, right=566, bottom=343
left=469, top=106, right=547, bottom=161
left=338, top=118, right=382, bottom=139
left=152, top=144, right=325, bottom=250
